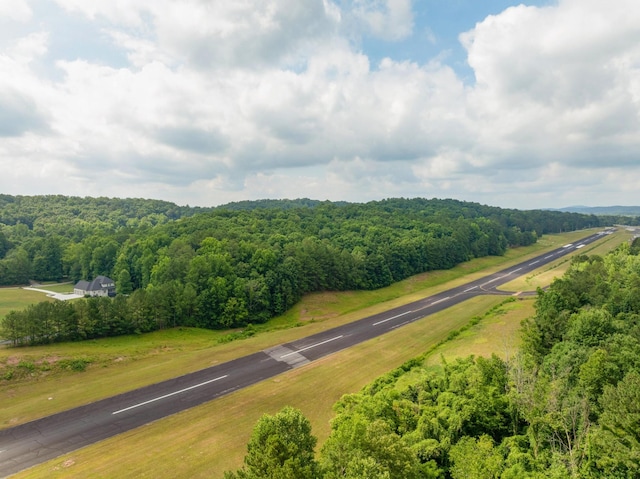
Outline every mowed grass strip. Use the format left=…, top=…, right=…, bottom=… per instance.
left=12, top=295, right=507, bottom=479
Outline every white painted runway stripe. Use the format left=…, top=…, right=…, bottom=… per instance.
left=281, top=335, right=344, bottom=358
left=112, top=375, right=229, bottom=415
left=431, top=296, right=451, bottom=306
left=464, top=286, right=478, bottom=293
left=511, top=267, right=522, bottom=273
left=529, top=260, right=539, bottom=265
left=373, top=310, right=413, bottom=326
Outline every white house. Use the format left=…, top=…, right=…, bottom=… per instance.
left=74, top=275, right=116, bottom=297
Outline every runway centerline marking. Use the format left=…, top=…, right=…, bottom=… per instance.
left=529, top=260, right=540, bottom=265
left=464, top=286, right=478, bottom=293
left=430, top=296, right=451, bottom=305
left=373, top=310, right=413, bottom=326
left=112, top=375, right=229, bottom=415
left=281, top=336, right=343, bottom=358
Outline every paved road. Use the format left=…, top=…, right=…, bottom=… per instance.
left=0, top=232, right=605, bottom=477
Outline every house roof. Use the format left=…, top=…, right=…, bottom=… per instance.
left=75, top=276, right=115, bottom=291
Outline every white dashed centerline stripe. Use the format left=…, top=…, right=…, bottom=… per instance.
left=430, top=296, right=451, bottom=306
left=112, top=375, right=229, bottom=415
left=464, top=286, right=478, bottom=293
left=511, top=268, right=522, bottom=273
left=529, top=260, right=539, bottom=265
left=280, top=336, right=344, bottom=358
left=373, top=310, right=413, bottom=326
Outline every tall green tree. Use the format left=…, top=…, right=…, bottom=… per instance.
left=225, top=407, right=320, bottom=479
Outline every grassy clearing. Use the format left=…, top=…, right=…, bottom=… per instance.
left=0, top=288, right=54, bottom=319
left=423, top=297, right=534, bottom=367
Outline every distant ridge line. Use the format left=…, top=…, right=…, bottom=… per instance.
left=553, top=205, right=640, bottom=216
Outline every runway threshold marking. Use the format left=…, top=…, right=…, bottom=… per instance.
left=112, top=375, right=229, bottom=415
left=280, top=336, right=343, bottom=358
left=373, top=310, right=413, bottom=326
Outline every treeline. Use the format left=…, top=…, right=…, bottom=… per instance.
left=226, top=241, right=640, bottom=478
left=0, top=196, right=626, bottom=341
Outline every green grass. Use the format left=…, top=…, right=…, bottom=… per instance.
left=0, top=288, right=54, bottom=319
left=33, top=283, right=75, bottom=294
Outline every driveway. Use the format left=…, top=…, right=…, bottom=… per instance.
left=22, top=287, right=84, bottom=301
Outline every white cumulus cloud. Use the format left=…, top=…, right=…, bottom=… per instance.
left=0, top=0, right=639, bottom=209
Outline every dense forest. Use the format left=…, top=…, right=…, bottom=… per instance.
left=226, top=240, right=640, bottom=479
left=0, top=195, right=634, bottom=344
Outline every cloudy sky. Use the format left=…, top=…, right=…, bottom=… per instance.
left=1, top=0, right=639, bottom=209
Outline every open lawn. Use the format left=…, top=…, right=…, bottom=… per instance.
left=0, top=288, right=53, bottom=320
left=32, top=282, right=75, bottom=294
left=2, top=229, right=627, bottom=478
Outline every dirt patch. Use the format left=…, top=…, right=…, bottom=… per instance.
left=35, top=356, right=62, bottom=366
left=5, top=356, right=20, bottom=366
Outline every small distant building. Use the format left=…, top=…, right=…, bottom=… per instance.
left=74, top=275, right=116, bottom=297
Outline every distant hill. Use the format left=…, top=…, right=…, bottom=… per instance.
left=215, top=198, right=349, bottom=211
left=0, top=194, right=211, bottom=230
left=555, top=205, right=640, bottom=216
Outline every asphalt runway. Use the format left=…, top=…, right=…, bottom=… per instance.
left=0, top=231, right=606, bottom=477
